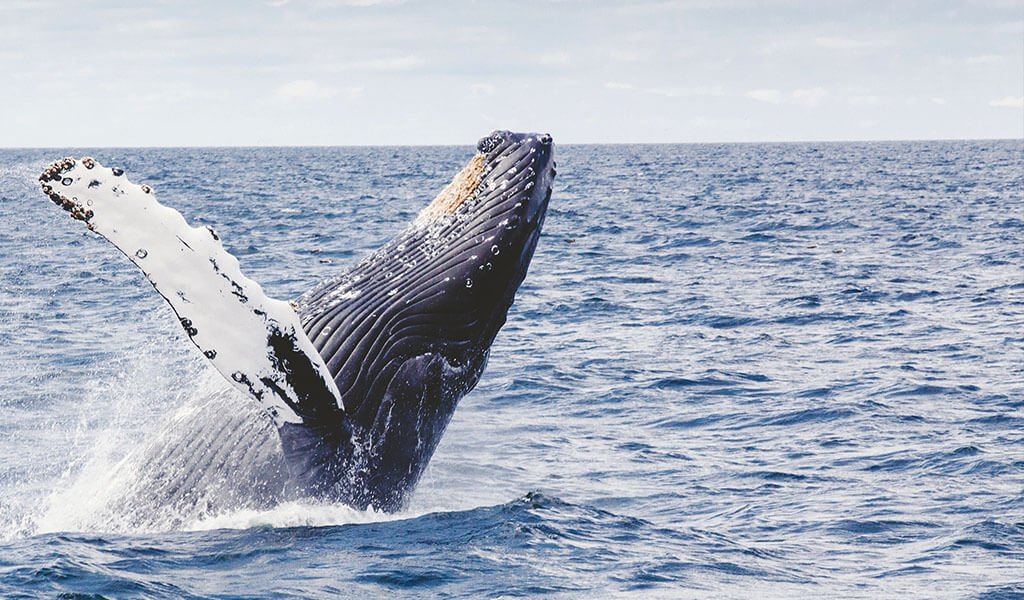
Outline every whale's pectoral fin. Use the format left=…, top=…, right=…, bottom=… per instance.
left=38, top=157, right=343, bottom=427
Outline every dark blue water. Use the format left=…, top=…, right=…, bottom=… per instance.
left=1, top=141, right=1022, bottom=598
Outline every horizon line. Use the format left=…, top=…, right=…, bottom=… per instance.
left=3, top=135, right=1021, bottom=151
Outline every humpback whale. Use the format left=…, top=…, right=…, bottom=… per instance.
left=38, top=130, right=555, bottom=513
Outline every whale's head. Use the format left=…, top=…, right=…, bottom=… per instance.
left=301, top=129, right=555, bottom=379
left=292, top=130, right=555, bottom=510
left=409, top=129, right=555, bottom=351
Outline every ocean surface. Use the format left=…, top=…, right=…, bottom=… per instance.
left=0, top=140, right=1022, bottom=598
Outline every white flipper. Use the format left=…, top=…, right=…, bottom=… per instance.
left=39, top=157, right=343, bottom=426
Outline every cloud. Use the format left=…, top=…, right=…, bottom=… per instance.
left=650, top=85, right=726, bottom=98
left=538, top=51, right=572, bottom=66
left=848, top=95, right=882, bottom=106
left=470, top=83, right=496, bottom=96
left=607, top=48, right=649, bottom=62
left=746, top=89, right=783, bottom=104
left=963, top=54, right=1006, bottom=66
left=994, top=19, right=1024, bottom=34
left=792, top=87, right=828, bottom=107
left=312, top=0, right=407, bottom=6
left=747, top=87, right=828, bottom=107
left=274, top=80, right=336, bottom=100
left=759, top=39, right=797, bottom=55
left=0, top=0, right=56, bottom=9
left=989, top=96, right=1024, bottom=108
left=114, top=18, right=181, bottom=34
left=345, top=55, right=424, bottom=71
left=763, top=34, right=890, bottom=56
left=689, top=115, right=751, bottom=130
left=813, top=36, right=878, bottom=50
left=113, top=83, right=223, bottom=106
left=606, top=0, right=763, bottom=16
left=606, top=82, right=726, bottom=98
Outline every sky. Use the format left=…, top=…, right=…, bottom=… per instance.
left=2, top=0, right=1022, bottom=146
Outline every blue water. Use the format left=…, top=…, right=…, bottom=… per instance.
left=0, top=140, right=1022, bottom=598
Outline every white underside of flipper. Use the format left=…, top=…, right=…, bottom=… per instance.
left=39, top=157, right=343, bottom=426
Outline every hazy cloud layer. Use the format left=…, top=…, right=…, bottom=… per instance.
left=1, top=0, right=1021, bottom=145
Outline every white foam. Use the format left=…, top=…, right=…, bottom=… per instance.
left=31, top=319, right=196, bottom=536
left=183, top=501, right=394, bottom=532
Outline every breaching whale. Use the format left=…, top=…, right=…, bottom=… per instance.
left=38, top=130, right=555, bottom=513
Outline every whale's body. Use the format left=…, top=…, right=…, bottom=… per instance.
left=39, top=131, right=555, bottom=516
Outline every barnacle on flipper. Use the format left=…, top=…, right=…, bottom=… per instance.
left=38, top=158, right=94, bottom=222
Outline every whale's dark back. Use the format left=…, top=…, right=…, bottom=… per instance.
left=280, top=132, right=555, bottom=510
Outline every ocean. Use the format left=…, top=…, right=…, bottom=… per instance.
left=0, top=140, right=1021, bottom=598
